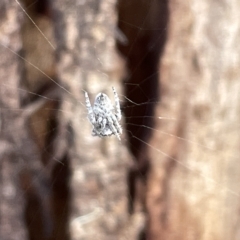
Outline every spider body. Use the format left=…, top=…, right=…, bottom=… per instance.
left=85, top=87, right=122, bottom=140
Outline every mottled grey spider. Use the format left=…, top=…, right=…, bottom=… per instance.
left=84, top=87, right=122, bottom=140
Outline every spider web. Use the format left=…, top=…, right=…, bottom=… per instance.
left=1, top=0, right=240, bottom=239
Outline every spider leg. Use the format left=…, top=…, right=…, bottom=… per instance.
left=107, top=116, right=121, bottom=141
left=100, top=118, right=111, bottom=136
left=102, top=118, right=107, bottom=130
left=98, top=116, right=103, bottom=128
left=97, top=117, right=108, bottom=133
left=85, top=92, right=96, bottom=125
left=112, top=114, right=122, bottom=134
left=97, top=116, right=107, bottom=130
left=112, top=87, right=121, bottom=121
left=93, top=116, right=109, bottom=137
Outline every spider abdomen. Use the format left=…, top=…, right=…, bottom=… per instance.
left=85, top=87, right=122, bottom=140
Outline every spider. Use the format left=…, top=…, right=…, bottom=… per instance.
left=84, top=87, right=122, bottom=140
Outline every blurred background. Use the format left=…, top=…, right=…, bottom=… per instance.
left=1, top=0, right=240, bottom=239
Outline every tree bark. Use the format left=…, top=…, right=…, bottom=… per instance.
left=0, top=1, right=51, bottom=240
left=0, top=2, right=28, bottom=239
left=147, top=0, right=240, bottom=239
left=3, top=0, right=240, bottom=239
left=50, top=0, right=141, bottom=239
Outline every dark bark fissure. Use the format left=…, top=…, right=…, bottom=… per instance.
left=20, top=1, right=71, bottom=239
left=50, top=154, right=71, bottom=240
left=117, top=0, right=169, bottom=237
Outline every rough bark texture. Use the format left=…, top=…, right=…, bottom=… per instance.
left=147, top=0, right=240, bottom=239
left=2, top=0, right=240, bottom=240
left=1, top=0, right=142, bottom=239
left=0, top=1, right=50, bottom=240
left=50, top=0, right=141, bottom=239
left=0, top=3, right=27, bottom=239
left=117, top=0, right=169, bottom=226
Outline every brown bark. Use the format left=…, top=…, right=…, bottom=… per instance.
left=2, top=0, right=142, bottom=239
left=0, top=2, right=26, bottom=240
left=0, top=2, right=28, bottom=239
left=0, top=1, right=52, bottom=240
left=2, top=0, right=240, bottom=239
left=147, top=0, right=240, bottom=240
left=117, top=0, right=169, bottom=221
left=50, top=0, right=140, bottom=239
